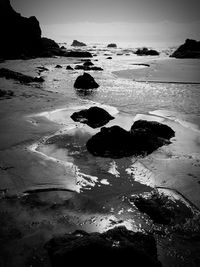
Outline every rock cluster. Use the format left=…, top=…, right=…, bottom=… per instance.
left=135, top=48, right=159, bottom=56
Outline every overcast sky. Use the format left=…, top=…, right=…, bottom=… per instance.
left=11, top=0, right=200, bottom=46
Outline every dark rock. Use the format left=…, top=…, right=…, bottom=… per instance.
left=90, top=66, right=103, bottom=71
left=74, top=73, right=99, bottom=89
left=71, top=40, right=86, bottom=47
left=74, top=65, right=103, bottom=71
left=45, top=226, right=162, bottom=267
left=0, top=68, right=44, bottom=83
left=106, top=56, right=112, bottom=59
left=37, top=66, right=49, bottom=72
left=55, top=65, right=62, bottom=68
left=83, top=61, right=94, bottom=67
left=130, top=190, right=193, bottom=225
left=86, top=125, right=167, bottom=158
left=107, top=43, right=117, bottom=48
left=64, top=51, right=92, bottom=58
left=74, top=65, right=85, bottom=70
left=170, top=39, right=200, bottom=58
left=71, top=106, right=114, bottom=128
left=135, top=48, right=159, bottom=56
left=60, top=46, right=66, bottom=49
left=131, top=120, right=175, bottom=140
left=66, top=65, right=73, bottom=70
left=0, top=0, right=71, bottom=59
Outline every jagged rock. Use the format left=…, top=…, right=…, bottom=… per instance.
left=74, top=73, right=99, bottom=89
left=45, top=226, right=162, bottom=267
left=130, top=120, right=175, bottom=140
left=71, top=40, right=87, bottom=47
left=71, top=106, right=114, bottom=128
left=107, top=43, right=117, bottom=48
left=86, top=120, right=174, bottom=158
left=0, top=68, right=44, bottom=83
left=135, top=48, right=159, bottom=56
left=66, top=65, right=73, bottom=70
left=170, top=39, right=200, bottom=58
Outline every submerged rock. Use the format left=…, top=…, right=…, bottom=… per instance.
left=131, top=120, right=175, bottom=140
left=170, top=39, right=200, bottom=58
left=86, top=120, right=174, bottom=158
left=0, top=68, right=44, bottom=83
left=74, top=73, right=99, bottom=89
left=135, top=48, right=159, bottom=56
left=107, top=43, right=117, bottom=48
left=45, top=226, right=162, bottom=267
left=71, top=106, right=114, bottom=128
left=71, top=40, right=86, bottom=47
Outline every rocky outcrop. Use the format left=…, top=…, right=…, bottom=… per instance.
left=86, top=120, right=174, bottom=158
left=170, top=39, right=200, bottom=58
left=0, top=0, right=92, bottom=59
left=135, top=48, right=159, bottom=56
left=71, top=40, right=87, bottom=47
left=71, top=106, right=114, bottom=128
left=45, top=226, right=162, bottom=267
left=74, top=73, right=99, bottom=89
left=107, top=43, right=117, bottom=48
left=0, top=68, right=44, bottom=83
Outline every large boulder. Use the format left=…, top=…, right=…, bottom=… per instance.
left=70, top=106, right=114, bottom=128
left=71, top=40, right=86, bottom=47
left=170, top=39, right=200, bottom=58
left=86, top=120, right=174, bottom=158
left=135, top=48, right=159, bottom=56
left=107, top=43, right=117, bottom=48
left=45, top=226, right=162, bottom=267
left=74, top=73, right=99, bottom=89
left=131, top=120, right=175, bottom=140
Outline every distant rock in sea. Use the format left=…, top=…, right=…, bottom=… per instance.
left=107, top=43, right=117, bottom=48
left=170, top=39, right=200, bottom=58
left=135, top=48, right=159, bottom=56
left=71, top=40, right=87, bottom=47
left=74, top=73, right=99, bottom=89
left=71, top=106, right=114, bottom=128
left=45, top=226, right=162, bottom=267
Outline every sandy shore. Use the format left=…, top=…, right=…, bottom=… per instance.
left=113, top=58, right=200, bottom=84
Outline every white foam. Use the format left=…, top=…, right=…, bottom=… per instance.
left=108, top=161, right=120, bottom=177
left=100, top=179, right=110, bottom=185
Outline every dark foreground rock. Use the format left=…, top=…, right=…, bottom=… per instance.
left=135, top=48, right=159, bottom=56
left=86, top=120, right=174, bottom=158
left=45, top=226, right=162, bottom=267
left=170, top=39, right=200, bottom=58
left=130, top=190, right=193, bottom=225
left=0, top=68, right=44, bottom=83
left=71, top=106, right=114, bottom=128
left=107, top=43, right=117, bottom=48
left=71, top=40, right=86, bottom=47
left=74, top=73, right=99, bottom=89
left=131, top=120, right=175, bottom=140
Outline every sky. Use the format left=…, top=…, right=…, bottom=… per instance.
left=11, top=0, right=200, bottom=47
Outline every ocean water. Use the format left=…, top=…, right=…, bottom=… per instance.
left=7, top=46, right=200, bottom=265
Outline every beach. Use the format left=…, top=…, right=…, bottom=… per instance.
left=1, top=50, right=200, bottom=266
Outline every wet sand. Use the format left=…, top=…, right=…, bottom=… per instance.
left=113, top=58, right=200, bottom=84
left=1, top=55, right=200, bottom=267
